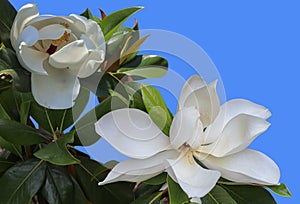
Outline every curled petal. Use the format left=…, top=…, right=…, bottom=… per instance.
left=31, top=69, right=80, bottom=109
left=18, top=45, right=48, bottom=75
left=10, top=3, right=39, bottom=50
left=170, top=107, right=204, bottom=149
left=204, top=99, right=271, bottom=144
left=183, top=80, right=220, bottom=127
left=202, top=149, right=280, bottom=185
left=178, top=75, right=207, bottom=110
left=69, top=14, right=106, bottom=52
left=166, top=153, right=220, bottom=198
left=95, top=108, right=171, bottom=159
left=69, top=50, right=105, bottom=78
left=18, top=26, right=39, bottom=46
left=99, top=150, right=178, bottom=185
left=201, top=114, right=270, bottom=157
left=49, top=40, right=88, bottom=68
left=38, top=24, right=71, bottom=40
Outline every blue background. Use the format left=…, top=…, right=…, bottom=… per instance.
left=10, top=1, right=299, bottom=203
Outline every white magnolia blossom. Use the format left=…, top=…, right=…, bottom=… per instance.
left=11, top=4, right=105, bottom=109
left=94, top=75, right=280, bottom=203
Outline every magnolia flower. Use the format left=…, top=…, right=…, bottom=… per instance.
left=11, top=4, right=105, bottom=109
left=95, top=75, right=280, bottom=202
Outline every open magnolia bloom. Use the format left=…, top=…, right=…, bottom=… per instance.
left=95, top=75, right=280, bottom=202
left=11, top=3, right=105, bottom=109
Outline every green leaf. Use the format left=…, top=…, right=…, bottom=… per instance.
left=0, top=118, right=48, bottom=145
left=34, top=132, right=80, bottom=166
left=73, top=96, right=127, bottom=146
left=125, top=82, right=147, bottom=110
left=0, top=48, right=31, bottom=92
left=81, top=72, right=128, bottom=99
left=0, top=160, right=15, bottom=175
left=74, top=156, right=134, bottom=204
left=0, top=88, right=20, bottom=121
left=141, top=85, right=173, bottom=135
left=131, top=192, right=162, bottom=204
left=120, top=35, right=149, bottom=65
left=0, top=159, right=46, bottom=204
left=0, top=0, right=17, bottom=49
left=80, top=8, right=101, bottom=24
left=167, top=176, right=189, bottom=204
left=30, top=87, right=89, bottom=133
left=41, top=164, right=87, bottom=204
left=144, top=173, right=167, bottom=186
left=0, top=103, right=10, bottom=119
left=221, top=185, right=276, bottom=204
left=0, top=136, right=22, bottom=157
left=119, top=55, right=168, bottom=80
left=268, top=183, right=292, bottom=197
left=100, top=7, right=143, bottom=41
left=19, top=100, right=30, bottom=125
left=202, top=185, right=237, bottom=204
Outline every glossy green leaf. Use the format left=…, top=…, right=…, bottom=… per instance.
left=0, top=118, right=48, bottom=145
left=0, top=136, right=22, bottom=157
left=0, top=88, right=19, bottom=121
left=0, top=48, right=31, bottom=92
left=34, top=132, right=80, bottom=166
left=0, top=103, right=10, bottom=119
left=41, top=164, right=87, bottom=204
left=19, top=100, right=30, bottom=125
left=268, top=183, right=292, bottom=197
left=141, top=85, right=173, bottom=135
left=30, top=87, right=89, bottom=133
left=119, top=55, right=168, bottom=80
left=220, top=185, right=276, bottom=204
left=100, top=7, right=143, bottom=41
left=202, top=185, right=237, bottom=204
left=74, top=156, right=134, bottom=204
left=73, top=96, right=127, bottom=146
left=80, top=8, right=101, bottom=24
left=131, top=192, right=162, bottom=204
left=124, top=82, right=146, bottom=110
left=167, top=176, right=189, bottom=204
left=0, top=0, right=16, bottom=49
left=0, top=160, right=15, bottom=175
left=120, top=35, right=149, bottom=65
left=81, top=72, right=127, bottom=99
left=144, top=173, right=167, bottom=186
left=0, top=159, right=46, bottom=204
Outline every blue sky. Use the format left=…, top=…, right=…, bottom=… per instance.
left=10, top=1, right=299, bottom=203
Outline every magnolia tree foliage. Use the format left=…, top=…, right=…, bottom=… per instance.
left=0, top=0, right=291, bottom=203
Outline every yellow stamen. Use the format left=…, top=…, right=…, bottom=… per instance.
left=51, top=31, right=70, bottom=46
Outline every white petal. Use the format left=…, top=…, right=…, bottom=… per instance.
left=203, top=99, right=271, bottom=144
left=31, top=69, right=80, bottom=109
left=10, top=3, right=39, bottom=50
left=170, top=107, right=204, bottom=149
left=18, top=26, right=39, bottom=46
left=95, top=108, right=172, bottom=159
left=201, top=114, right=270, bottom=157
left=38, top=24, right=71, bottom=40
left=99, top=150, right=178, bottom=185
left=49, top=40, right=88, bottom=68
left=178, top=75, right=207, bottom=110
left=203, top=149, right=280, bottom=185
left=18, top=45, right=48, bottom=75
left=191, top=197, right=202, bottom=204
left=81, top=34, right=96, bottom=50
left=27, top=15, right=73, bottom=30
left=69, top=50, right=105, bottom=78
left=69, top=14, right=106, bottom=51
left=183, top=80, right=220, bottom=127
left=166, top=153, right=220, bottom=198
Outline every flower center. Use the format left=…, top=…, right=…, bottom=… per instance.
left=46, top=31, right=70, bottom=55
